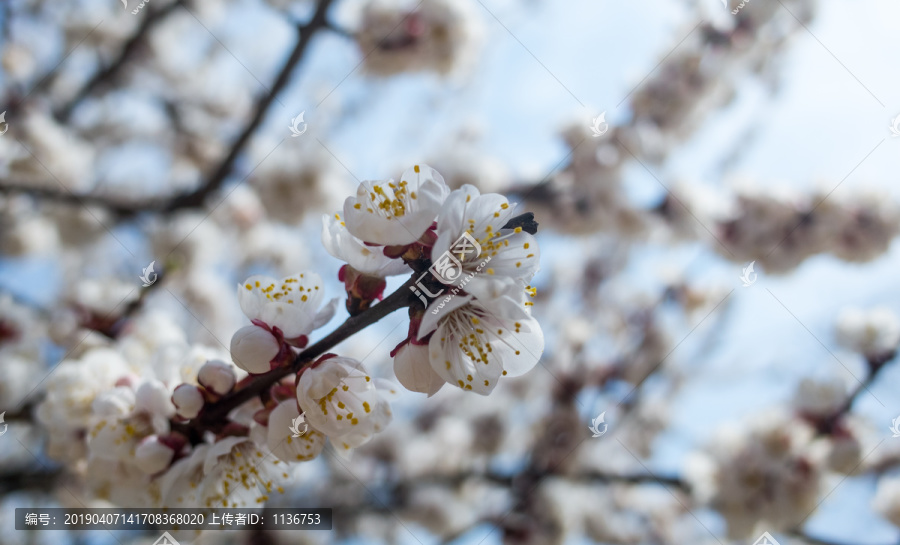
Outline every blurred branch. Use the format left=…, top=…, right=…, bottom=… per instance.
left=0, top=0, right=338, bottom=217
left=412, top=469, right=689, bottom=491
left=815, top=352, right=896, bottom=435
left=55, top=0, right=187, bottom=122
left=0, top=467, right=63, bottom=494
left=0, top=182, right=147, bottom=215
left=4, top=395, right=43, bottom=423
left=786, top=529, right=888, bottom=545
left=159, top=0, right=336, bottom=213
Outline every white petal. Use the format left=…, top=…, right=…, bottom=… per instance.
left=203, top=436, right=249, bottom=474
left=321, top=214, right=409, bottom=276
left=342, top=164, right=449, bottom=245
left=393, top=343, right=445, bottom=396
left=428, top=320, right=503, bottom=395
left=237, top=275, right=276, bottom=319
left=312, top=298, right=339, bottom=330
left=488, top=314, right=544, bottom=377
left=419, top=293, right=474, bottom=339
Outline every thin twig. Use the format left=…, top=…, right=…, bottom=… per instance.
left=189, top=276, right=416, bottom=433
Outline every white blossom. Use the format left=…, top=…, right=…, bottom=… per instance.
left=432, top=184, right=539, bottom=293
left=342, top=164, right=449, bottom=245
left=159, top=437, right=288, bottom=508
left=296, top=356, right=394, bottom=454
left=238, top=273, right=336, bottom=339
left=321, top=213, right=410, bottom=276
left=873, top=475, right=900, bottom=528
left=36, top=348, right=131, bottom=463
left=686, top=410, right=823, bottom=538
left=419, top=280, right=543, bottom=394
left=836, top=307, right=900, bottom=360
left=266, top=400, right=326, bottom=463
left=792, top=377, right=847, bottom=418
left=356, top=0, right=482, bottom=77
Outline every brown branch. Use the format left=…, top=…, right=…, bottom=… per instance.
left=0, top=466, right=64, bottom=494
left=188, top=276, right=416, bottom=433
left=786, top=529, right=888, bottom=545
left=814, top=352, right=896, bottom=436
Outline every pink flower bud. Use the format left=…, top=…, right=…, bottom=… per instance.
left=172, top=384, right=204, bottom=419
left=198, top=360, right=236, bottom=395
left=230, top=325, right=280, bottom=374
left=134, top=436, right=175, bottom=475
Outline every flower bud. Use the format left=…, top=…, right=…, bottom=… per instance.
left=135, top=380, right=175, bottom=418
left=172, top=384, right=204, bottom=419
left=230, top=325, right=280, bottom=374
left=134, top=436, right=175, bottom=475
left=198, top=360, right=236, bottom=395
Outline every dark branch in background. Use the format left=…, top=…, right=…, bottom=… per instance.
left=0, top=467, right=63, bottom=495
left=55, top=1, right=186, bottom=122
left=0, top=0, right=338, bottom=217
left=160, top=0, right=337, bottom=213
left=815, top=352, right=896, bottom=436
left=787, top=529, right=881, bottom=545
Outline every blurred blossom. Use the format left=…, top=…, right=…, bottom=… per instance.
left=686, top=410, right=822, bottom=538
left=835, top=307, right=900, bottom=362
left=355, top=0, right=482, bottom=77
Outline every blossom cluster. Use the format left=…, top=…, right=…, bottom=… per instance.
left=34, top=165, right=542, bottom=508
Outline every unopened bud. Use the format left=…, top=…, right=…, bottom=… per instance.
left=230, top=325, right=280, bottom=374
left=135, top=436, right=175, bottom=475
left=172, top=384, right=204, bottom=419
left=198, top=360, right=236, bottom=395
